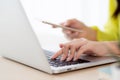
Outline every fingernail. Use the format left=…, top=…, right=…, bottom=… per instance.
left=73, top=58, right=77, bottom=61
left=60, top=57, right=65, bottom=61
left=64, top=23, right=68, bottom=26
left=51, top=57, right=54, bottom=60
left=51, top=56, right=55, bottom=59
left=66, top=57, right=71, bottom=61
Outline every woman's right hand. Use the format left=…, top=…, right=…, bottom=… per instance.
left=51, top=38, right=109, bottom=61
left=51, top=38, right=120, bottom=61
left=60, top=19, right=97, bottom=41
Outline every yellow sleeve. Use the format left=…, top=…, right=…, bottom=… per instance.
left=91, top=0, right=119, bottom=41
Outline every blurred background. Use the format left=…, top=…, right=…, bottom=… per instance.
left=20, top=0, right=109, bottom=51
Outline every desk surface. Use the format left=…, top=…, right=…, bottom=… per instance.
left=0, top=57, right=112, bottom=80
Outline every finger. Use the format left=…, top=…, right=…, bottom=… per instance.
left=52, top=24, right=57, bottom=28
left=74, top=46, right=87, bottom=61
left=61, top=19, right=75, bottom=30
left=52, top=22, right=65, bottom=28
left=69, top=32, right=79, bottom=39
left=60, top=22, right=64, bottom=26
left=60, top=44, right=70, bottom=61
left=66, top=45, right=76, bottom=61
left=59, top=43, right=64, bottom=48
left=60, top=20, right=72, bottom=27
left=62, top=29, right=72, bottom=35
left=62, top=29, right=77, bottom=40
left=63, top=20, right=73, bottom=27
left=51, top=49, right=63, bottom=59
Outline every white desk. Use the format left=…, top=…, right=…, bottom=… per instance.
left=0, top=32, right=113, bottom=80
left=0, top=57, right=112, bottom=80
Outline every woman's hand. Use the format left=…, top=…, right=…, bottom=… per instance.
left=51, top=38, right=110, bottom=61
left=60, top=19, right=97, bottom=41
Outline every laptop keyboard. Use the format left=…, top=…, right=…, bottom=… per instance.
left=44, top=50, right=90, bottom=67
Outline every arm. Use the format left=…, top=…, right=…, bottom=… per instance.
left=91, top=0, right=119, bottom=41
left=91, top=17, right=119, bottom=41
left=51, top=38, right=120, bottom=61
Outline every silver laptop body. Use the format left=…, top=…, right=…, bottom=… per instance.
left=0, top=0, right=116, bottom=74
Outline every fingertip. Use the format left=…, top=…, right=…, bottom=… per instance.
left=60, top=53, right=68, bottom=61
left=51, top=53, right=59, bottom=60
left=66, top=30, right=72, bottom=34
left=59, top=43, right=64, bottom=48
left=52, top=26, right=56, bottom=28
left=73, top=57, right=77, bottom=61
left=73, top=54, right=78, bottom=61
left=51, top=55, right=56, bottom=60
left=66, top=57, right=72, bottom=61
left=51, top=49, right=63, bottom=59
left=52, top=25, right=57, bottom=28
left=60, top=57, right=66, bottom=61
left=64, top=22, right=69, bottom=26
left=60, top=22, right=64, bottom=25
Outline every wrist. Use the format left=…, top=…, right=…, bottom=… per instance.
left=104, top=41, right=120, bottom=55
left=86, top=27, right=97, bottom=41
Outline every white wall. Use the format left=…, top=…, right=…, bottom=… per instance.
left=20, top=0, right=109, bottom=51
left=21, top=0, right=109, bottom=32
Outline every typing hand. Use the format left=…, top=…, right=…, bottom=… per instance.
left=51, top=38, right=109, bottom=61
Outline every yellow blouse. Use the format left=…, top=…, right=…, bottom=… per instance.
left=92, top=0, right=120, bottom=41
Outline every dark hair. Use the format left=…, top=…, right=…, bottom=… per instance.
left=113, top=0, right=120, bottom=17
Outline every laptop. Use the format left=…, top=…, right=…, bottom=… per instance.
left=0, top=0, right=116, bottom=74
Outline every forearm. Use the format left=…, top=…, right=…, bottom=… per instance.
left=105, top=41, right=120, bottom=55
left=86, top=27, right=97, bottom=41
